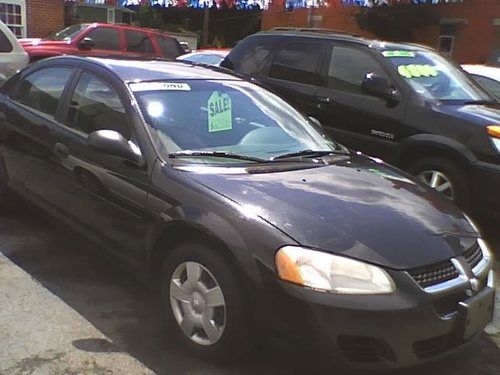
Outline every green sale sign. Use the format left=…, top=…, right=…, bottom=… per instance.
left=208, top=91, right=232, bottom=132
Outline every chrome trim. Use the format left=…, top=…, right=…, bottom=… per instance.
left=416, top=239, right=493, bottom=295
left=474, top=238, right=493, bottom=278
left=422, top=275, right=468, bottom=295
left=487, top=270, right=495, bottom=288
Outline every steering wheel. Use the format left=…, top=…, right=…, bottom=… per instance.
left=428, top=74, right=452, bottom=98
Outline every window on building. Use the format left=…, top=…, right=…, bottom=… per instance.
left=125, top=30, right=154, bottom=54
left=269, top=42, right=323, bottom=85
left=67, top=73, right=131, bottom=138
left=438, top=36, right=455, bottom=58
left=156, top=35, right=183, bottom=59
left=14, top=68, right=73, bottom=118
left=0, top=1, right=25, bottom=38
left=438, top=24, right=457, bottom=58
left=85, top=27, right=121, bottom=51
left=328, top=46, right=387, bottom=95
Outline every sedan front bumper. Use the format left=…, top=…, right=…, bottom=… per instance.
left=263, top=268, right=495, bottom=370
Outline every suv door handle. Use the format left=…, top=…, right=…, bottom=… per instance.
left=53, top=142, right=70, bottom=159
left=317, top=96, right=333, bottom=103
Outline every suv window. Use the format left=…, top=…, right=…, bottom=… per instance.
left=222, top=37, right=275, bottom=75
left=67, top=73, right=131, bottom=138
left=328, top=46, right=387, bottom=94
left=269, top=42, right=323, bottom=85
left=0, top=30, right=12, bottom=53
left=14, top=68, right=73, bottom=118
left=125, top=30, right=154, bottom=54
left=85, top=27, right=120, bottom=51
left=156, top=35, right=183, bottom=59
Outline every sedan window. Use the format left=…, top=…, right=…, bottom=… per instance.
left=470, top=74, right=500, bottom=100
left=14, top=67, right=73, bottom=118
left=0, top=29, right=12, bottom=53
left=67, top=73, right=131, bottom=138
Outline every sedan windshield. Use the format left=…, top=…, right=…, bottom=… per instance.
left=132, top=80, right=339, bottom=163
left=47, top=24, right=89, bottom=41
left=382, top=49, right=493, bottom=102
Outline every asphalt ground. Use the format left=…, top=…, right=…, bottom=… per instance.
left=0, top=208, right=499, bottom=375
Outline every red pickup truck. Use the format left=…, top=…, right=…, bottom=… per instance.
left=19, top=23, right=185, bottom=62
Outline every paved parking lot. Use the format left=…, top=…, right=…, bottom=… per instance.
left=1, top=208, right=499, bottom=375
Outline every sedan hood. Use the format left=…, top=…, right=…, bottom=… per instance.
left=182, top=156, right=477, bottom=270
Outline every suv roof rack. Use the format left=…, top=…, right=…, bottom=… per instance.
left=269, top=27, right=359, bottom=37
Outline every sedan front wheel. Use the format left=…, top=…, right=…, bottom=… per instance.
left=161, top=242, right=254, bottom=361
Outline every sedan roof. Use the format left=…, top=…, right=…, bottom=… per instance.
left=39, top=56, right=242, bottom=83
left=91, top=57, right=240, bottom=83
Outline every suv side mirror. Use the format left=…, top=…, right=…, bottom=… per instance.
left=78, top=37, right=95, bottom=50
left=88, top=130, right=144, bottom=165
left=362, top=73, right=399, bottom=103
left=308, top=116, right=323, bottom=130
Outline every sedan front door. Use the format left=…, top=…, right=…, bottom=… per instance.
left=46, top=68, right=151, bottom=264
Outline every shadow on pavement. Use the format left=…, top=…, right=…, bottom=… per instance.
left=1, top=209, right=499, bottom=375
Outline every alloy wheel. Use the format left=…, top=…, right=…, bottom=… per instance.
left=417, top=170, right=455, bottom=200
left=169, top=261, right=226, bottom=346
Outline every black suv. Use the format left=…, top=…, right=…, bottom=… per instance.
left=222, top=28, right=500, bottom=212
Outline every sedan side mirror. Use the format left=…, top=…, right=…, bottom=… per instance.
left=88, top=130, right=144, bottom=166
left=78, top=37, right=95, bottom=50
left=362, top=73, right=399, bottom=103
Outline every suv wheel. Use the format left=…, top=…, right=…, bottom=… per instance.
left=407, top=156, right=469, bottom=208
left=160, top=242, right=254, bottom=361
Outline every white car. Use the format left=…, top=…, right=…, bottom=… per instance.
left=462, top=64, right=500, bottom=101
left=0, top=21, right=28, bottom=83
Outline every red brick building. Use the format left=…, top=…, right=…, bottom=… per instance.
left=263, top=0, right=500, bottom=65
left=0, top=0, right=65, bottom=38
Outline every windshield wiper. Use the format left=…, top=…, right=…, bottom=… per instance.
left=169, top=150, right=269, bottom=163
left=271, top=149, right=350, bottom=160
left=463, top=100, right=498, bottom=105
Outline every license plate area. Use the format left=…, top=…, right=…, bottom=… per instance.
left=459, top=288, right=495, bottom=340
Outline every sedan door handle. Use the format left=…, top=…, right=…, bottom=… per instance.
left=53, top=142, right=70, bottom=159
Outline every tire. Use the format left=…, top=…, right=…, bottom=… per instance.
left=160, top=241, right=254, bottom=362
left=407, top=156, right=469, bottom=208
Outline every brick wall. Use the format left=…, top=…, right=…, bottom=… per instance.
left=262, top=0, right=500, bottom=64
left=26, top=0, right=65, bottom=38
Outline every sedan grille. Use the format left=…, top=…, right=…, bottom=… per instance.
left=463, top=243, right=483, bottom=269
left=408, top=260, right=459, bottom=288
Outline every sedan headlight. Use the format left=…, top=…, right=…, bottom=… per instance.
left=275, top=246, right=395, bottom=294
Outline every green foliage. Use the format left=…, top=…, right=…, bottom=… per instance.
left=354, top=4, right=438, bottom=42
left=133, top=4, right=262, bottom=47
